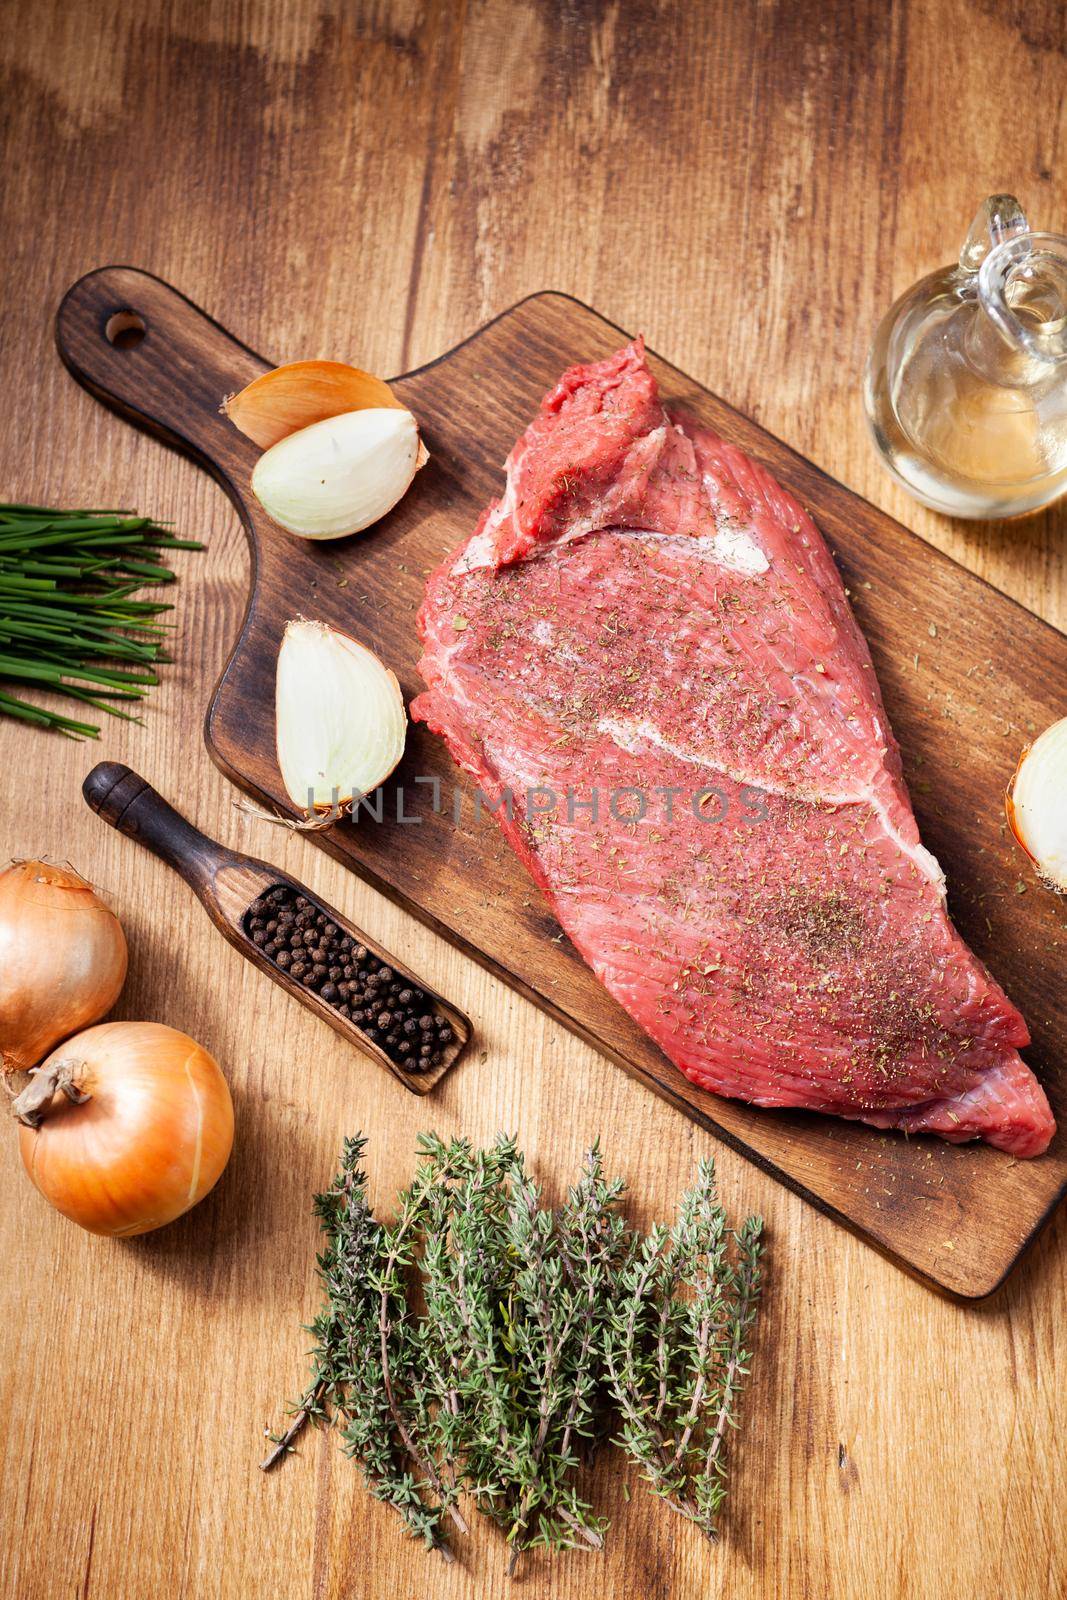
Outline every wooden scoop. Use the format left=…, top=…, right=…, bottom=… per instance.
left=82, top=761, right=471, bottom=1094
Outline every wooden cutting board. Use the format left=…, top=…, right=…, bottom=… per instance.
left=56, top=266, right=1067, bottom=1297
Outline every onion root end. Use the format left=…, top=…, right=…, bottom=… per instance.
left=12, top=1060, right=90, bottom=1127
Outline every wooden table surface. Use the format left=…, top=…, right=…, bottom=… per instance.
left=1, top=3, right=1065, bottom=1598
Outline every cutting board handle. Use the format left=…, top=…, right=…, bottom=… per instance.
left=83, top=760, right=234, bottom=889
left=55, top=267, right=269, bottom=491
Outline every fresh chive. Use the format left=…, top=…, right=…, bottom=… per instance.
left=0, top=502, right=136, bottom=516
left=0, top=502, right=202, bottom=736
left=114, top=570, right=175, bottom=585
left=0, top=688, right=101, bottom=738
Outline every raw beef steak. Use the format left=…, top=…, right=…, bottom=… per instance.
left=412, top=341, right=1055, bottom=1157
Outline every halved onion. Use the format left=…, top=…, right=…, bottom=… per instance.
left=224, top=360, right=403, bottom=450
left=1007, top=715, right=1067, bottom=892
left=276, top=619, right=407, bottom=816
left=251, top=408, right=423, bottom=540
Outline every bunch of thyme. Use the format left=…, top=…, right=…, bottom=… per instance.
left=603, top=1157, right=763, bottom=1540
left=261, top=1136, right=466, bottom=1558
left=424, top=1137, right=621, bottom=1568
left=263, top=1133, right=764, bottom=1572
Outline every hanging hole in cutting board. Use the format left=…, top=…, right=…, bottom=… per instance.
left=104, top=310, right=146, bottom=349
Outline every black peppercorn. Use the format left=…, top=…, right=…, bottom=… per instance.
left=244, top=884, right=459, bottom=1074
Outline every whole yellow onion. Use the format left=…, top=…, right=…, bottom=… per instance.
left=15, top=1021, right=234, bottom=1237
left=0, top=861, right=127, bottom=1072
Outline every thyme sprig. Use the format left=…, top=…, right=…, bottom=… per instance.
left=263, top=1133, right=764, bottom=1572
left=604, top=1158, right=763, bottom=1540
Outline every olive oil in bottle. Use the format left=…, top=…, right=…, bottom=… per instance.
left=864, top=195, right=1067, bottom=518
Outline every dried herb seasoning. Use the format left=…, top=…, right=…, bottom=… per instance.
left=263, top=1132, right=764, bottom=1572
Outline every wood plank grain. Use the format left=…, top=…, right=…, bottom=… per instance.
left=1, top=2, right=1065, bottom=1598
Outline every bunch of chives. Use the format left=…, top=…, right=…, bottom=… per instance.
left=0, top=504, right=203, bottom=738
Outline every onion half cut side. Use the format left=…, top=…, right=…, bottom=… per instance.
left=275, top=618, right=407, bottom=818
left=252, top=408, right=423, bottom=540
left=1007, top=715, right=1067, bottom=892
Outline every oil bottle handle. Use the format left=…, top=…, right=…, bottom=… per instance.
left=958, top=194, right=1030, bottom=273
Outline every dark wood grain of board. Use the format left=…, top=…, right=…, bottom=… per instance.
left=56, top=266, right=1067, bottom=1297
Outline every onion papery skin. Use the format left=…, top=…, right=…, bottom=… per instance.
left=0, top=861, right=127, bottom=1073
left=224, top=360, right=404, bottom=450
left=18, top=1022, right=234, bottom=1237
